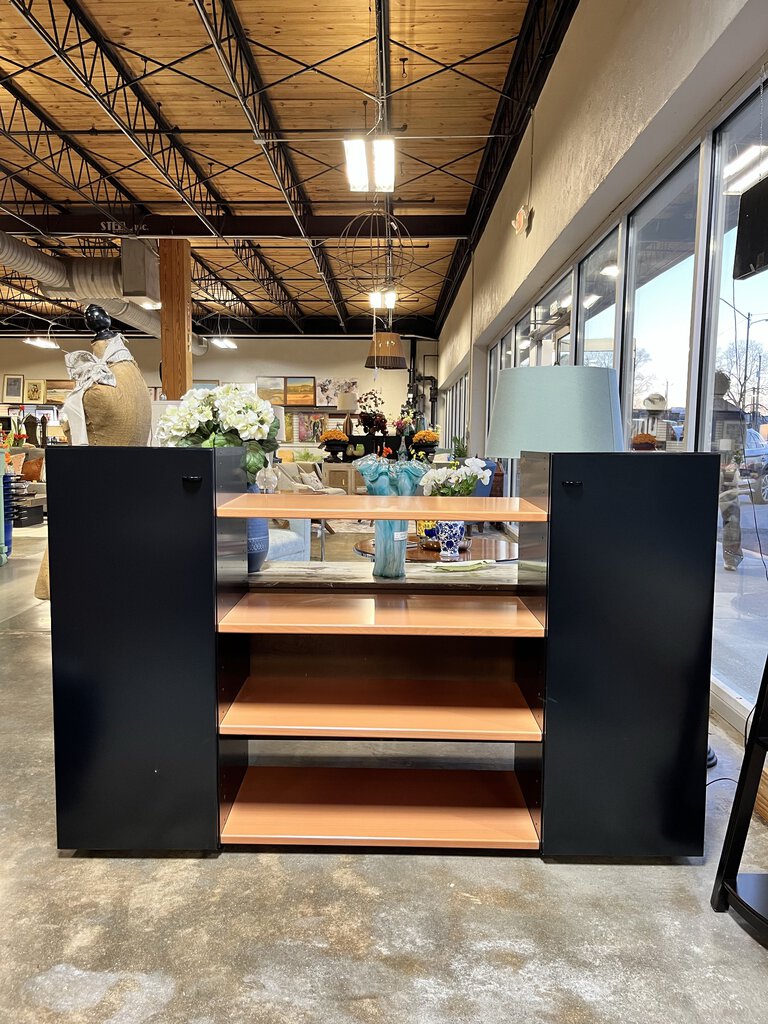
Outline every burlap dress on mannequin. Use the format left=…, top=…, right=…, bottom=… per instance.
left=34, top=335, right=151, bottom=599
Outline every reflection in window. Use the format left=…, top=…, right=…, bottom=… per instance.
left=528, top=274, right=573, bottom=366
left=515, top=315, right=531, bottom=366
left=578, top=228, right=620, bottom=367
left=624, top=153, right=699, bottom=448
left=704, top=91, right=768, bottom=704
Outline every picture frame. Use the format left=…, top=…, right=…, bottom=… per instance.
left=256, top=376, right=285, bottom=405
left=192, top=380, right=219, bottom=391
left=316, top=377, right=359, bottom=407
left=2, top=374, right=24, bottom=404
left=45, top=380, right=75, bottom=405
left=23, top=379, right=46, bottom=404
left=297, top=412, right=327, bottom=443
left=285, top=376, right=316, bottom=406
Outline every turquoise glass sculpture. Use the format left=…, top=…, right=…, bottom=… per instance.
left=356, top=454, right=428, bottom=578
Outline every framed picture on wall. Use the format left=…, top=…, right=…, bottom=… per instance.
left=45, top=380, right=74, bottom=405
left=24, top=379, right=46, bottom=404
left=316, top=377, right=359, bottom=407
left=2, top=374, right=24, bottom=404
left=256, top=376, right=285, bottom=405
left=297, top=412, right=327, bottom=443
left=192, top=380, right=219, bottom=391
left=285, top=376, right=315, bottom=406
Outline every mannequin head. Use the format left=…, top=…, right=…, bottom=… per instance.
left=84, top=304, right=116, bottom=341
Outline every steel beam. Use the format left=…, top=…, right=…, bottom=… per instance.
left=192, top=0, right=348, bottom=326
left=0, top=212, right=468, bottom=239
left=8, top=0, right=306, bottom=330
left=433, top=0, right=580, bottom=332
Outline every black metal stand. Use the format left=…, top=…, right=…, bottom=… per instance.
left=711, top=656, right=768, bottom=941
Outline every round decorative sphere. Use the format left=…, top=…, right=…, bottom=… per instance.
left=337, top=210, right=415, bottom=296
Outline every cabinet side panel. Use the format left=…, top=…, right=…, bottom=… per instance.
left=47, top=447, right=219, bottom=850
left=542, top=453, right=719, bottom=857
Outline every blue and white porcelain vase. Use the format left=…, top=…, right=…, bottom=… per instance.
left=436, top=520, right=465, bottom=561
left=246, top=481, right=270, bottom=573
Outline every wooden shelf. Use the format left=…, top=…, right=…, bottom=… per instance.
left=219, top=676, right=542, bottom=740
left=221, top=767, right=539, bottom=849
left=218, top=592, right=546, bottom=637
left=216, top=493, right=548, bottom=522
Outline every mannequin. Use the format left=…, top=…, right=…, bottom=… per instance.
left=35, top=304, right=151, bottom=599
left=59, top=304, right=151, bottom=447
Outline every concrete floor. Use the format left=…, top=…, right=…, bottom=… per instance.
left=2, top=528, right=768, bottom=1023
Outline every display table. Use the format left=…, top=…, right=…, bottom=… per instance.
left=45, top=448, right=719, bottom=856
left=354, top=532, right=516, bottom=563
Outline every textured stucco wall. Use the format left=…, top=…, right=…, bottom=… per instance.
left=438, top=0, right=768, bottom=436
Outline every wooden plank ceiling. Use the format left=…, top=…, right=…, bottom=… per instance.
left=0, top=0, right=549, bottom=335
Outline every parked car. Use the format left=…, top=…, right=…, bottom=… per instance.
left=740, top=428, right=768, bottom=504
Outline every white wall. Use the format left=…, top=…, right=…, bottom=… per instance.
left=438, top=0, right=768, bottom=444
left=0, top=335, right=438, bottom=423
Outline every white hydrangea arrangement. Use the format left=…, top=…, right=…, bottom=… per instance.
left=420, top=457, right=491, bottom=497
left=155, top=383, right=279, bottom=482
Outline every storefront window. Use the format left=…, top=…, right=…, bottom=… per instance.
left=703, top=92, right=768, bottom=704
left=529, top=274, right=573, bottom=366
left=577, top=228, right=621, bottom=367
left=624, top=153, right=699, bottom=448
left=514, top=315, right=531, bottom=366
left=487, top=340, right=502, bottom=432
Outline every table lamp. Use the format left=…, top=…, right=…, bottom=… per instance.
left=336, top=391, right=358, bottom=436
left=486, top=366, right=624, bottom=459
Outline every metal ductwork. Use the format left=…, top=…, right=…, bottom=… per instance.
left=0, top=231, right=207, bottom=353
left=0, top=231, right=68, bottom=288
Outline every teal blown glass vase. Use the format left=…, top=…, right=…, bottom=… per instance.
left=356, top=454, right=428, bottom=579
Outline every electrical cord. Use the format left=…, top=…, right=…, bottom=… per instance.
left=707, top=777, right=739, bottom=787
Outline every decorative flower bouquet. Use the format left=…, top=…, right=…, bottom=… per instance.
left=156, top=383, right=278, bottom=482
left=318, top=429, right=348, bottom=444
left=358, top=388, right=388, bottom=434
left=420, top=458, right=493, bottom=561
left=394, top=410, right=416, bottom=436
left=421, top=457, right=492, bottom=496
left=413, top=428, right=439, bottom=445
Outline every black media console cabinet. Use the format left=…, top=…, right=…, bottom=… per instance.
left=46, top=448, right=719, bottom=855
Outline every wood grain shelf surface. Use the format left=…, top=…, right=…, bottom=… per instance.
left=219, top=677, right=542, bottom=741
left=216, top=493, right=548, bottom=522
left=218, top=592, right=546, bottom=637
left=220, top=767, right=539, bottom=849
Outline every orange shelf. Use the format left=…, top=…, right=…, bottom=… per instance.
left=219, top=676, right=542, bottom=741
left=221, top=767, right=539, bottom=849
left=218, top=592, right=546, bottom=637
left=216, top=492, right=548, bottom=522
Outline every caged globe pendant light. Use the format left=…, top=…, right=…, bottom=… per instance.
left=337, top=209, right=414, bottom=370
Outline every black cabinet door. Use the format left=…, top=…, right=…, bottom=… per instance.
left=47, top=447, right=223, bottom=850
left=541, top=453, right=719, bottom=857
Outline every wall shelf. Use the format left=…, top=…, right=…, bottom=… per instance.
left=219, top=676, right=542, bottom=741
left=216, top=492, right=548, bottom=522
left=220, top=767, right=539, bottom=849
left=218, top=591, right=546, bottom=637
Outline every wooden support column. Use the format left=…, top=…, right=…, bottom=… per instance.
left=159, top=238, right=193, bottom=399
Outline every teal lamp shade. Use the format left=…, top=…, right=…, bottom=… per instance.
left=486, top=366, right=624, bottom=458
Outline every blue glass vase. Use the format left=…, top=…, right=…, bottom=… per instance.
left=356, top=454, right=428, bottom=579
left=246, top=481, right=270, bottom=573
left=436, top=520, right=465, bottom=561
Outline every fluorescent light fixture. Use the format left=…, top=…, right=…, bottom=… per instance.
left=723, top=144, right=765, bottom=179
left=726, top=156, right=768, bottom=196
left=210, top=336, right=238, bottom=349
left=368, top=290, right=383, bottom=308
left=582, top=294, right=600, bottom=310
left=343, top=136, right=396, bottom=193
left=600, top=264, right=620, bottom=278
left=372, top=137, right=395, bottom=193
left=141, top=300, right=162, bottom=310
left=23, top=336, right=59, bottom=349
left=383, top=288, right=397, bottom=309
left=343, top=138, right=369, bottom=192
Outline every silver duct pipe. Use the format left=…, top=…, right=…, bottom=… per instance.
left=0, top=231, right=68, bottom=288
left=0, top=230, right=207, bottom=352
